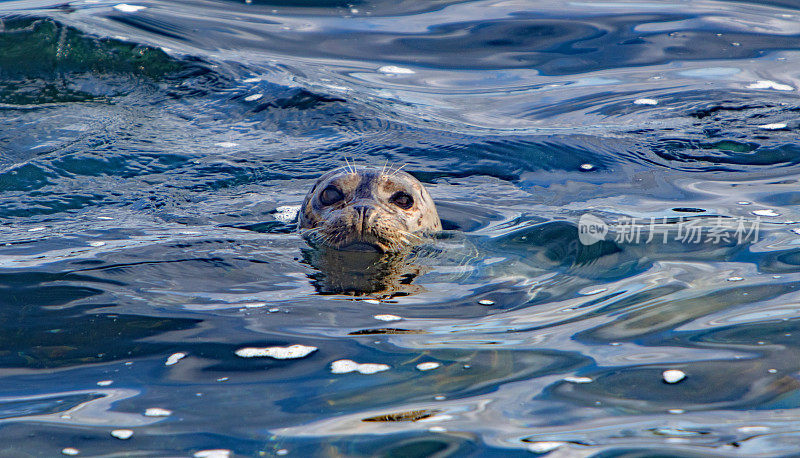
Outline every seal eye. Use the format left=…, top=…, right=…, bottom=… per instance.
left=319, top=186, right=344, bottom=206
left=390, top=191, right=414, bottom=210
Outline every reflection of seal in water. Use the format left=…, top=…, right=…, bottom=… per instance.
left=299, top=165, right=441, bottom=252
left=301, top=248, right=426, bottom=296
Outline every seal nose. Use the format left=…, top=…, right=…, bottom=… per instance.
left=353, top=205, right=372, bottom=235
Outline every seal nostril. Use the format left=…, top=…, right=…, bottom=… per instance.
left=353, top=205, right=372, bottom=234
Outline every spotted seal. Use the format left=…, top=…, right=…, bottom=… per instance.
left=299, top=165, right=441, bottom=252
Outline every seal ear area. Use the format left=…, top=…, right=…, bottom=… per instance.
left=415, top=186, right=443, bottom=232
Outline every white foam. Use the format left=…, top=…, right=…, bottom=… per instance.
left=240, top=302, right=267, bottom=308
left=235, top=344, right=317, bottom=359
left=738, top=426, right=770, bottom=433
left=752, top=209, right=779, bottom=217
left=747, top=80, right=794, bottom=91
left=144, top=407, right=172, bottom=417
left=416, top=362, right=441, bottom=371
left=633, top=98, right=658, bottom=105
left=758, top=123, right=787, bottom=130
left=580, top=287, right=608, bottom=295
left=526, top=442, right=565, bottom=453
left=274, top=205, right=300, bottom=223
left=165, top=352, right=187, bottom=366
left=194, top=450, right=231, bottom=458
left=378, top=66, right=415, bottom=75
left=662, top=369, right=686, bottom=383
left=111, top=429, right=133, bottom=440
left=113, top=3, right=146, bottom=12
left=330, top=359, right=390, bottom=374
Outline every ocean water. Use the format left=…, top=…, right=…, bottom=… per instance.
left=1, top=0, right=800, bottom=456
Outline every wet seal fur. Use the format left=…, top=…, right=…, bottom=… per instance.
left=299, top=165, right=441, bottom=252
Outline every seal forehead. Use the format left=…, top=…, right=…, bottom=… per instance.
left=380, top=173, right=422, bottom=193
left=321, top=169, right=361, bottom=192
left=322, top=167, right=416, bottom=197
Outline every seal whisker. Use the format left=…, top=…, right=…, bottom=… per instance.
left=391, top=163, right=407, bottom=177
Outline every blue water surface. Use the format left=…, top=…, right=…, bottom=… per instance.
left=1, top=0, right=800, bottom=456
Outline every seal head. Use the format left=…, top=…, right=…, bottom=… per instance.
left=299, top=166, right=441, bottom=252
